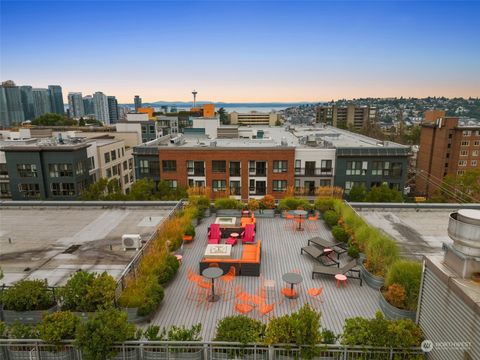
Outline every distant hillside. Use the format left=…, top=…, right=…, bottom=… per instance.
left=119, top=101, right=316, bottom=108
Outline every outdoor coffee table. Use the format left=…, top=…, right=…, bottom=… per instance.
left=335, top=274, right=347, bottom=288
left=202, top=267, right=224, bottom=302
left=282, top=272, right=303, bottom=298
left=204, top=244, right=232, bottom=259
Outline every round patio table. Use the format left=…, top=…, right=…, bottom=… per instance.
left=282, top=272, right=303, bottom=298
left=292, top=210, right=308, bottom=231
left=202, top=267, right=224, bottom=302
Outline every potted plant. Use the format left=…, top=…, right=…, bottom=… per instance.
left=379, top=260, right=422, bottom=321
left=331, top=225, right=348, bottom=244
left=214, top=198, right=242, bottom=216
left=1, top=279, right=56, bottom=324
left=322, top=210, right=339, bottom=228
left=213, top=315, right=267, bottom=359
left=75, top=308, right=137, bottom=360
left=165, top=323, right=203, bottom=359
left=183, top=223, right=196, bottom=243
left=60, top=271, right=116, bottom=318
left=6, top=322, right=39, bottom=360
left=37, top=311, right=80, bottom=359
left=361, top=235, right=399, bottom=290
left=256, top=195, right=276, bottom=218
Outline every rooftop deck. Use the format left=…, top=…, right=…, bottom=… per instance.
left=150, top=215, right=379, bottom=340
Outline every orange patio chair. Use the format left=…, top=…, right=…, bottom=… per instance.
left=307, top=287, right=324, bottom=309
left=220, top=266, right=236, bottom=299
left=257, top=302, right=275, bottom=320
left=235, top=302, right=254, bottom=315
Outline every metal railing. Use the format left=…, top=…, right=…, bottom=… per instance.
left=0, top=340, right=425, bottom=360
left=294, top=167, right=333, bottom=176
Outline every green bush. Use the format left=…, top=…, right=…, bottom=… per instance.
left=118, top=275, right=164, bottom=317
left=153, top=254, right=180, bottom=285
left=8, top=322, right=38, bottom=339
left=38, top=311, right=80, bottom=347
left=215, top=315, right=266, bottom=344
left=184, top=223, right=196, bottom=237
left=364, top=234, right=399, bottom=277
left=75, top=308, right=136, bottom=360
left=278, top=197, right=312, bottom=211
left=385, top=260, right=422, bottom=311
left=1, top=279, right=55, bottom=311
left=348, top=185, right=367, bottom=202
left=0, top=321, right=6, bottom=339
left=353, top=224, right=371, bottom=252
left=60, top=271, right=116, bottom=312
left=365, top=184, right=403, bottom=203
left=332, top=225, right=349, bottom=243
left=323, top=210, right=339, bottom=228
left=342, top=311, right=423, bottom=347
left=214, top=197, right=242, bottom=209
left=166, top=323, right=202, bottom=341
left=143, top=325, right=166, bottom=341
left=347, top=244, right=360, bottom=259
left=314, top=198, right=334, bottom=213
left=321, top=329, right=338, bottom=344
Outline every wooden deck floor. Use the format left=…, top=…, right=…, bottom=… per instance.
left=149, top=216, right=379, bottom=340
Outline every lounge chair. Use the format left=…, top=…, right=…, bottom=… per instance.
left=241, top=223, right=255, bottom=244
left=312, top=259, right=363, bottom=285
left=301, top=245, right=339, bottom=267
left=307, top=237, right=348, bottom=259
left=208, top=224, right=221, bottom=244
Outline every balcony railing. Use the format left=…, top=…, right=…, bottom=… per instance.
left=249, top=187, right=266, bottom=195
left=187, top=168, right=205, bottom=176
left=294, top=168, right=333, bottom=176
left=249, top=168, right=267, bottom=176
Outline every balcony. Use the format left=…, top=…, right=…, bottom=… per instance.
left=294, top=168, right=333, bottom=176
left=249, top=168, right=267, bottom=177
left=187, top=168, right=205, bottom=176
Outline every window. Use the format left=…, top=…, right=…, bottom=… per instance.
left=272, top=180, right=287, bottom=191
left=476, top=130, right=480, bottom=136
left=320, top=179, right=331, bottom=187
left=167, top=180, right=177, bottom=189
left=0, top=182, right=10, bottom=196
left=273, top=160, right=288, bottom=173
left=460, top=150, right=468, bottom=157
left=48, top=163, right=73, bottom=178
left=472, top=160, right=478, bottom=167
left=345, top=181, right=366, bottom=193
left=140, top=160, right=149, bottom=174
left=320, top=160, right=332, bottom=172
left=123, top=161, right=128, bottom=171
left=457, top=170, right=465, bottom=176
left=104, top=152, right=110, bottom=163
left=230, top=180, right=241, bottom=195
left=112, top=165, right=118, bottom=176
left=463, top=130, right=472, bottom=137
left=346, top=161, right=367, bottom=175
left=124, top=175, right=129, bottom=184
left=474, top=140, right=480, bottom=147
left=212, top=160, right=226, bottom=173
left=212, top=180, right=226, bottom=192
left=458, top=160, right=467, bottom=166
left=142, top=126, right=147, bottom=134
left=162, top=160, right=177, bottom=172
left=149, top=125, right=155, bottom=133
left=17, top=164, right=37, bottom=178
left=106, top=168, right=112, bottom=178
left=473, top=150, right=479, bottom=157
left=122, top=148, right=125, bottom=157
left=391, top=163, right=402, bottom=177
left=0, top=163, right=8, bottom=176
left=129, top=159, right=133, bottom=170
left=76, top=161, right=86, bottom=175
left=372, top=161, right=383, bottom=176
left=461, top=141, right=470, bottom=147
left=111, top=150, right=117, bottom=161
left=18, top=183, right=40, bottom=198
left=51, top=183, right=75, bottom=196
left=230, top=161, right=241, bottom=176
left=88, top=157, right=95, bottom=170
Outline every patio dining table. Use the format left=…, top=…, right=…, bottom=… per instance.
left=292, top=210, right=308, bottom=231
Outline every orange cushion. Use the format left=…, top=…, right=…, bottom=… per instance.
left=242, top=252, right=256, bottom=261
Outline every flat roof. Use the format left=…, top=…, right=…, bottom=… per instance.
left=0, top=203, right=178, bottom=286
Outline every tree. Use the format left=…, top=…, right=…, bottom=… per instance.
left=275, top=119, right=282, bottom=126
left=129, top=178, right=157, bottom=200
left=217, top=107, right=229, bottom=124
left=365, top=184, right=403, bottom=203
left=431, top=169, right=480, bottom=202
left=348, top=185, right=367, bottom=202
left=78, top=117, right=86, bottom=126
left=32, top=113, right=77, bottom=126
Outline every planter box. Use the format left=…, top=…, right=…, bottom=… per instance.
left=8, top=348, right=37, bottom=360
left=110, top=348, right=140, bottom=360
left=2, top=304, right=57, bottom=325
left=168, top=349, right=203, bottom=359
left=359, top=262, right=384, bottom=290
left=253, top=209, right=275, bottom=218
left=379, top=291, right=416, bottom=321
left=211, top=350, right=268, bottom=360
left=143, top=349, right=169, bottom=360
left=216, top=209, right=241, bottom=217
left=39, top=349, right=74, bottom=360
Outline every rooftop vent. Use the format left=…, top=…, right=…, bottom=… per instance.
left=448, top=209, right=480, bottom=257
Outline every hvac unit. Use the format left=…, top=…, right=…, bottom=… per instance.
left=122, top=234, right=142, bottom=251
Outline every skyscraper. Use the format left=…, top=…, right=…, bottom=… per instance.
left=83, top=95, right=95, bottom=116
left=68, top=92, right=85, bottom=118
left=107, top=96, right=119, bottom=124
left=48, top=85, right=65, bottom=115
left=19, top=86, right=35, bottom=121
left=0, top=80, right=25, bottom=127
left=93, top=92, right=110, bottom=124
left=134, top=95, right=142, bottom=111
left=32, top=88, right=52, bottom=119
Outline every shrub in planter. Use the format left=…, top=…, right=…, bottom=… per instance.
left=118, top=275, right=164, bottom=317
left=322, top=210, right=339, bottom=228
left=166, top=323, right=203, bottom=356
left=153, top=253, right=180, bottom=285
left=75, top=308, right=136, bottom=360
left=1, top=279, right=55, bottom=312
left=347, top=244, right=360, bottom=259
left=278, top=197, right=312, bottom=211
left=7, top=322, right=39, bottom=339
left=214, top=198, right=242, bottom=209
left=38, top=311, right=80, bottom=349
left=259, top=195, right=276, bottom=209
left=353, top=224, right=371, bottom=252
left=144, top=325, right=166, bottom=341
left=314, top=198, right=334, bottom=213
left=214, top=315, right=266, bottom=344
left=184, top=223, right=196, bottom=241
left=60, top=271, right=116, bottom=312
left=247, top=198, right=260, bottom=211
left=320, top=329, right=338, bottom=344
left=383, top=284, right=407, bottom=309
left=331, top=225, right=348, bottom=243
left=385, top=260, right=422, bottom=311
left=364, top=235, right=399, bottom=278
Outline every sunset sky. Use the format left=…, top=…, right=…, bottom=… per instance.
left=1, top=1, right=479, bottom=103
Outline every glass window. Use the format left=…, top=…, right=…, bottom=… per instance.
left=391, top=163, right=403, bottom=177
left=18, top=183, right=40, bottom=198
left=458, top=160, right=467, bottom=166
left=140, top=160, right=149, bottom=174
left=472, top=160, right=478, bottom=167
left=460, top=150, right=468, bottom=157
left=461, top=141, right=470, bottom=146
left=273, top=160, right=288, bottom=173
left=51, top=183, right=75, bottom=196
left=0, top=182, right=11, bottom=196
left=372, top=161, right=383, bottom=176
left=475, top=140, right=480, bottom=146
left=0, top=163, right=8, bottom=176
left=472, top=150, right=479, bottom=157
left=229, top=161, right=241, bottom=176
left=122, top=148, right=125, bottom=157
left=123, top=161, right=128, bottom=171
left=457, top=170, right=465, bottom=176
left=229, top=180, right=241, bottom=195
left=106, top=168, right=112, bottom=177
left=17, top=164, right=38, bottom=178
left=320, top=160, right=332, bottom=171
left=129, top=159, right=133, bottom=169
left=167, top=180, right=177, bottom=189
left=463, top=130, right=472, bottom=137
left=104, top=152, right=110, bottom=163
left=212, top=160, right=226, bottom=173
left=111, top=150, right=117, bottom=161
left=212, top=180, right=226, bottom=192
left=272, top=180, right=287, bottom=191
left=346, top=161, right=366, bottom=175
left=112, top=165, right=118, bottom=176
left=320, top=179, right=331, bottom=187
left=88, top=157, right=95, bottom=170
left=76, top=161, right=86, bottom=176
left=48, top=163, right=73, bottom=177
left=162, top=160, right=177, bottom=172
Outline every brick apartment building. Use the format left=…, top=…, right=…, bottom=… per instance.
left=416, top=110, right=480, bottom=197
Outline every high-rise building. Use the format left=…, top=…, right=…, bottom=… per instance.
left=316, top=104, right=377, bottom=129
left=107, top=96, right=119, bottom=124
left=19, top=86, right=35, bottom=121
left=83, top=95, right=95, bottom=116
left=93, top=92, right=110, bottom=124
left=68, top=92, right=85, bottom=119
left=48, top=85, right=65, bottom=115
left=229, top=111, right=280, bottom=126
left=32, top=88, right=52, bottom=119
left=134, top=95, right=142, bottom=111
left=416, top=110, right=480, bottom=198
left=0, top=81, right=25, bottom=127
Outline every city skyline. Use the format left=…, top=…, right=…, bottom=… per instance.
left=1, top=1, right=480, bottom=102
